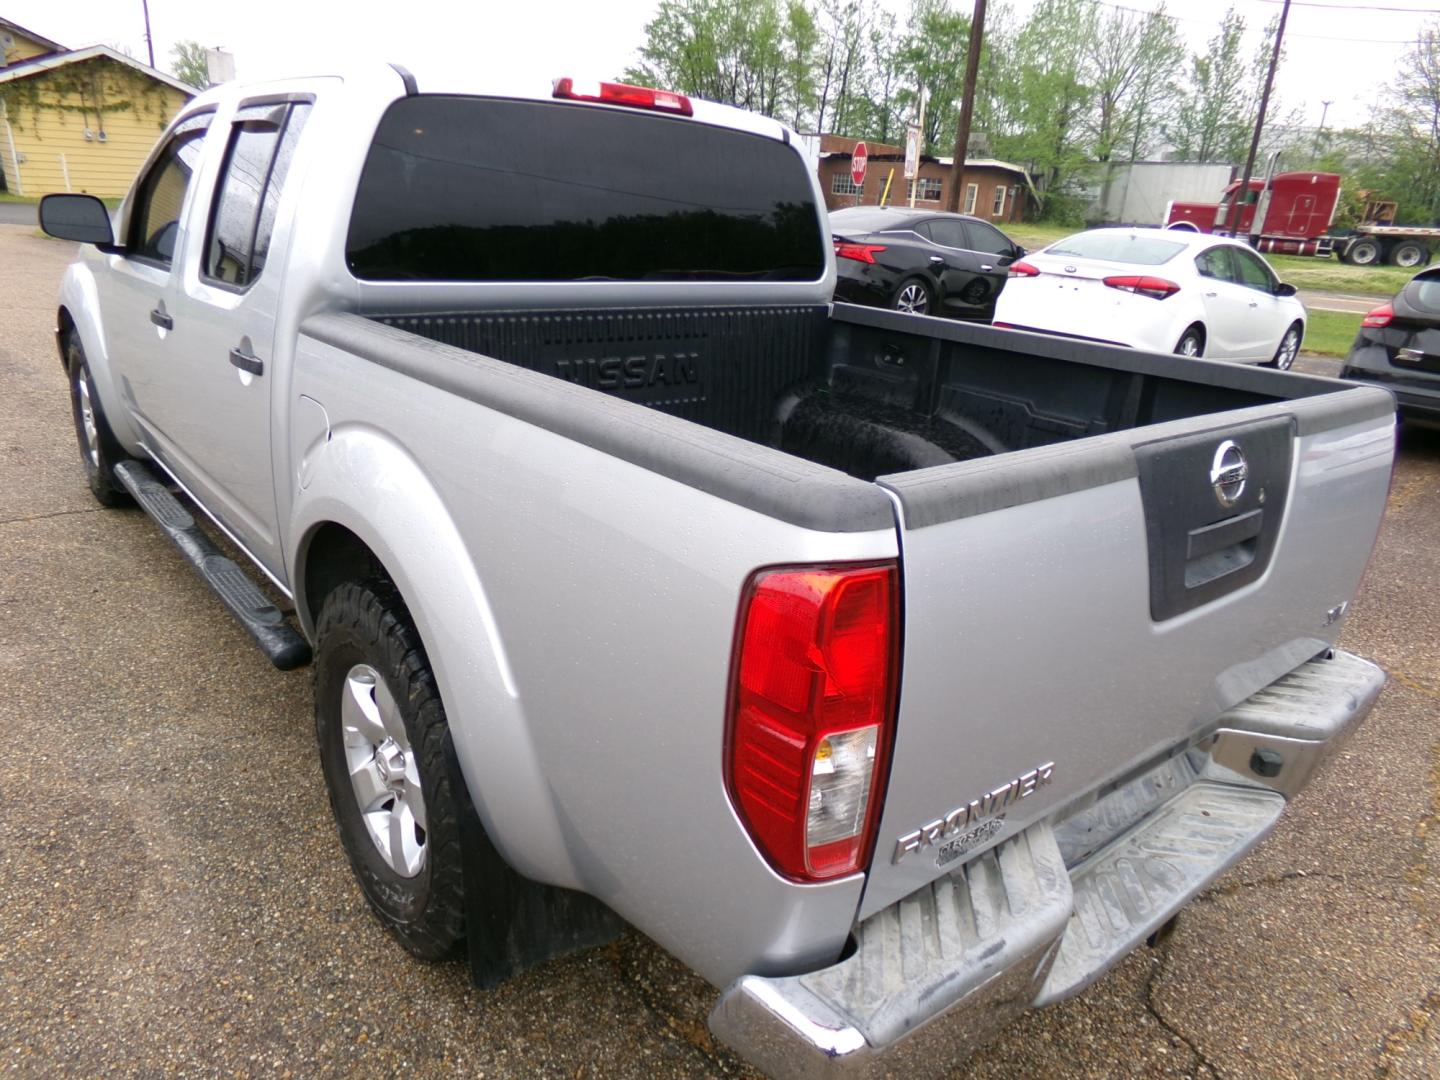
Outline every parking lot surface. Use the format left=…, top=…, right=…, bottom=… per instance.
left=1, top=223, right=1436, bottom=1078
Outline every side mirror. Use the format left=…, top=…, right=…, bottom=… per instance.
left=1274, top=282, right=1297, bottom=297
left=1014, top=245, right=1027, bottom=258
left=39, top=193, right=118, bottom=250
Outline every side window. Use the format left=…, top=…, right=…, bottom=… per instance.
left=127, top=113, right=213, bottom=266
left=923, top=219, right=969, bottom=249
left=1195, top=247, right=1234, bottom=282
left=205, top=101, right=312, bottom=288
left=1232, top=247, right=1276, bottom=292
left=965, top=221, right=1012, bottom=256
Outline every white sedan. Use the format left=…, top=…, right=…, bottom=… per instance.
left=993, top=228, right=1306, bottom=368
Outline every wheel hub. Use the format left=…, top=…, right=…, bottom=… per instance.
left=340, top=664, right=428, bottom=878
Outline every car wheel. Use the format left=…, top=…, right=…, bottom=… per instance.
left=891, top=278, right=932, bottom=315
left=314, top=579, right=466, bottom=960
left=1266, top=323, right=1303, bottom=370
left=1174, top=326, right=1205, bottom=358
left=65, top=334, right=131, bottom=507
left=1347, top=238, right=1382, bottom=266
left=1391, top=241, right=1428, bottom=269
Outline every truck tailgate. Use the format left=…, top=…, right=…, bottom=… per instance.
left=859, top=388, right=1393, bottom=919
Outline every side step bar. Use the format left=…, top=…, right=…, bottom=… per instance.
left=114, top=460, right=311, bottom=671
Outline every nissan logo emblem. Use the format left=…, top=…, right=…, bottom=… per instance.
left=1210, top=440, right=1248, bottom=508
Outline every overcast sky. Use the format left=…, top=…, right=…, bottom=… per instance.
left=6, top=0, right=1435, bottom=133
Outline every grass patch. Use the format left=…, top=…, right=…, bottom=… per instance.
left=1302, top=309, right=1362, bottom=358
left=1007, top=222, right=1075, bottom=252
left=0, top=192, right=122, bottom=208
left=1266, top=255, right=1410, bottom=299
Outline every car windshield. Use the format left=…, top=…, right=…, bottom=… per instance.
left=1405, top=268, right=1440, bottom=313
left=1047, top=232, right=1185, bottom=266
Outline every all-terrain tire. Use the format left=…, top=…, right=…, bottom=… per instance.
left=65, top=334, right=130, bottom=507
left=313, top=579, right=466, bottom=959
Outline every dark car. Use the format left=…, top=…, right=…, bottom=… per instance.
left=829, top=206, right=1025, bottom=321
left=1341, top=266, right=1440, bottom=424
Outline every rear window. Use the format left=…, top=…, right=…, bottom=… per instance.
left=830, top=208, right=921, bottom=234
left=346, top=96, right=825, bottom=283
left=1405, top=268, right=1440, bottom=312
left=1047, top=231, right=1184, bottom=266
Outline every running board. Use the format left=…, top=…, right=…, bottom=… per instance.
left=113, top=460, right=312, bottom=671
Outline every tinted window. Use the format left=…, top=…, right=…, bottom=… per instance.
left=923, top=219, right=968, bottom=249
left=1048, top=231, right=1184, bottom=266
left=128, top=113, right=212, bottom=265
left=347, top=96, right=825, bottom=282
left=966, top=221, right=1012, bottom=255
left=1231, top=247, right=1276, bottom=291
left=1405, top=268, right=1440, bottom=312
left=205, top=102, right=311, bottom=287
left=1195, top=246, right=1235, bottom=282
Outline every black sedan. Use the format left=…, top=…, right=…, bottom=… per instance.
left=1341, top=266, right=1440, bottom=424
left=829, top=207, right=1025, bottom=321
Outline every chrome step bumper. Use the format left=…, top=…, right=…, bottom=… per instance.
left=709, top=649, right=1385, bottom=1079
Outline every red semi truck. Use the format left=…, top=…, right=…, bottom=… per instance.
left=1165, top=170, right=1440, bottom=268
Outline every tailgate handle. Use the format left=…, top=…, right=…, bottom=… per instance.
left=1184, top=509, right=1263, bottom=588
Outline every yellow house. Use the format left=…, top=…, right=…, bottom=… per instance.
left=1, top=22, right=193, bottom=199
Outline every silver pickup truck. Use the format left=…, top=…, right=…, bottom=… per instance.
left=42, top=65, right=1394, bottom=1077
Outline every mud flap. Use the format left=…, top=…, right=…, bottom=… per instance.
left=443, top=736, right=624, bottom=988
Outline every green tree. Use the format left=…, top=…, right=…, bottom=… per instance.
left=170, top=40, right=210, bottom=91
left=1368, top=20, right=1440, bottom=222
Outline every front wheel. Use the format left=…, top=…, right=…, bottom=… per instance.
left=1266, top=323, right=1303, bottom=370
left=65, top=334, right=130, bottom=507
left=1346, top=238, right=1382, bottom=266
left=1174, top=326, right=1205, bottom=358
left=314, top=580, right=466, bottom=960
left=891, top=278, right=932, bottom=316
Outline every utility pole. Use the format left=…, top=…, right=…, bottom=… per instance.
left=1226, top=0, right=1291, bottom=242
left=1313, top=99, right=1333, bottom=156
left=141, top=0, right=155, bottom=68
left=944, top=0, right=987, bottom=215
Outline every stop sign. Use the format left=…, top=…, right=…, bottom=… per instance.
left=851, top=141, right=868, bottom=190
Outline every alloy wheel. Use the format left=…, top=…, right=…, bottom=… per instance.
left=341, top=663, right=428, bottom=878
left=895, top=282, right=929, bottom=314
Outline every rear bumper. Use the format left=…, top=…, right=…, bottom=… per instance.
left=709, top=649, right=1385, bottom=1079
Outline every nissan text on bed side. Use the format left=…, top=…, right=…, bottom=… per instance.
left=44, top=65, right=1395, bottom=1078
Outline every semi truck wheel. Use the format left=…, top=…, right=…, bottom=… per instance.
left=1391, top=241, right=1428, bottom=268
left=65, top=334, right=131, bottom=507
left=314, top=579, right=466, bottom=960
left=1347, top=238, right=1382, bottom=266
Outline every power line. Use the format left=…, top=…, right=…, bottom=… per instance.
left=1247, top=0, right=1439, bottom=12
left=1087, top=0, right=1425, bottom=42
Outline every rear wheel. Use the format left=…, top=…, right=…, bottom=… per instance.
left=1391, top=241, right=1428, bottom=269
left=1346, top=238, right=1382, bottom=266
left=314, top=580, right=466, bottom=960
left=891, top=278, right=932, bottom=316
left=65, top=334, right=130, bottom=507
left=1266, top=322, right=1303, bottom=370
left=1174, top=326, right=1205, bottom=358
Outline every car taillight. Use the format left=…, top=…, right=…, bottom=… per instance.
left=552, top=77, right=693, bottom=117
left=1008, top=260, right=1040, bottom=277
left=1361, top=303, right=1393, bottom=328
left=1103, top=274, right=1180, bottom=299
left=834, top=241, right=886, bottom=264
left=726, top=563, right=899, bottom=881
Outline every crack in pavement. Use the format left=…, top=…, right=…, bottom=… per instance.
left=1141, top=939, right=1221, bottom=1080
left=0, top=505, right=106, bottom=527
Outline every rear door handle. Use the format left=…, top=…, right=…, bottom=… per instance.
left=149, top=307, right=173, bottom=330
left=1204, top=291, right=1218, bottom=298
left=980, top=264, right=994, bottom=272
left=229, top=346, right=264, bottom=377
left=1248, top=301, right=1259, bottom=308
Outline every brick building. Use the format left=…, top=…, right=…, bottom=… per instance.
left=815, top=134, right=1030, bottom=226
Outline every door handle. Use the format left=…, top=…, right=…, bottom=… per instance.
left=929, top=255, right=944, bottom=263
left=229, top=346, right=264, bottom=377
left=1205, top=291, right=1218, bottom=298
left=980, top=264, right=994, bottom=272
left=149, top=307, right=173, bottom=330
left=1248, top=301, right=1259, bottom=308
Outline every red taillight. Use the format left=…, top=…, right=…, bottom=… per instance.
left=726, top=563, right=899, bottom=881
left=1102, top=274, right=1180, bottom=299
left=1361, top=303, right=1393, bottom=328
left=834, top=241, right=886, bottom=264
left=551, top=77, right=693, bottom=117
left=1008, top=260, right=1040, bottom=277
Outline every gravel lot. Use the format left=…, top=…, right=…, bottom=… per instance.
left=1, top=223, right=1436, bottom=1079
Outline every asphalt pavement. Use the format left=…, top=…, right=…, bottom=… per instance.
left=1, top=224, right=1437, bottom=1079
left=0, top=202, right=36, bottom=226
